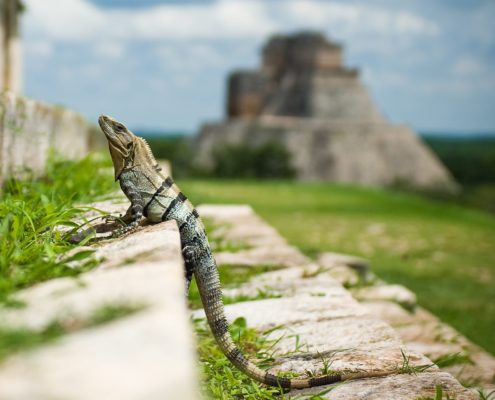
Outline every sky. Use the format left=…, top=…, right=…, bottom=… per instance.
left=22, top=0, right=495, bottom=133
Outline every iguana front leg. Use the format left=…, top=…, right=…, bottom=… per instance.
left=104, top=205, right=133, bottom=225
left=112, top=179, right=144, bottom=237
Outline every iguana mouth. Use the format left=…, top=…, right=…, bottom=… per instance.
left=98, top=114, right=132, bottom=180
left=98, top=115, right=116, bottom=139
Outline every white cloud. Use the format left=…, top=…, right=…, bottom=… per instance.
left=24, top=0, right=105, bottom=41
left=23, top=0, right=278, bottom=41
left=93, top=41, right=125, bottom=59
left=281, top=1, right=438, bottom=37
left=25, top=41, right=54, bottom=57
left=156, top=43, right=226, bottom=70
left=469, top=2, right=495, bottom=46
left=452, top=56, right=489, bottom=77
left=362, top=67, right=410, bottom=89
left=449, top=55, right=495, bottom=93
left=23, top=0, right=438, bottom=43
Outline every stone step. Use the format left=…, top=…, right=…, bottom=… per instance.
left=0, top=199, right=200, bottom=400
left=198, top=204, right=308, bottom=267
left=196, top=204, right=480, bottom=399
left=317, top=252, right=495, bottom=394
left=294, top=372, right=477, bottom=400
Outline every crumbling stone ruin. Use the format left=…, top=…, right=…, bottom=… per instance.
left=0, top=0, right=23, bottom=92
left=196, top=32, right=456, bottom=190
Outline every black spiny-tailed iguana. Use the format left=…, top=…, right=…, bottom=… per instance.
left=98, top=115, right=394, bottom=389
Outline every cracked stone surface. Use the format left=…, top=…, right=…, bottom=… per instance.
left=352, top=284, right=417, bottom=310
left=365, top=301, right=495, bottom=390
left=293, top=372, right=477, bottom=399
left=198, top=204, right=308, bottom=267
left=315, top=252, right=494, bottom=392
left=0, top=200, right=199, bottom=400
left=195, top=294, right=432, bottom=375
left=317, top=252, right=370, bottom=273
left=222, top=265, right=348, bottom=299
left=353, top=286, right=495, bottom=393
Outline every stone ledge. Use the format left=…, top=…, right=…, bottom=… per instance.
left=316, top=251, right=495, bottom=392
left=0, top=201, right=199, bottom=400
left=0, top=91, right=92, bottom=185
left=198, top=204, right=308, bottom=268
left=292, top=371, right=478, bottom=399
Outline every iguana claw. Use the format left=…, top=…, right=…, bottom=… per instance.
left=103, top=214, right=124, bottom=225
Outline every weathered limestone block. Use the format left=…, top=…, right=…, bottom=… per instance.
left=0, top=91, right=91, bottom=185
left=196, top=116, right=456, bottom=190
left=198, top=204, right=308, bottom=267
left=309, top=73, right=382, bottom=120
left=227, top=71, right=267, bottom=118
left=195, top=291, right=433, bottom=375
left=51, top=106, right=89, bottom=160
left=196, top=295, right=366, bottom=331
left=450, top=351, right=495, bottom=390
left=222, top=265, right=348, bottom=299
left=292, top=372, right=478, bottom=400
left=0, top=208, right=199, bottom=400
left=265, top=316, right=427, bottom=372
left=363, top=301, right=437, bottom=327
left=214, top=246, right=307, bottom=268
left=365, top=301, right=495, bottom=390
left=317, top=252, right=370, bottom=273
left=352, top=284, right=417, bottom=310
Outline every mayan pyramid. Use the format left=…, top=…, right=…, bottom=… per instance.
left=195, top=32, right=456, bottom=190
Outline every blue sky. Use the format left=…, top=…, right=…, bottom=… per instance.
left=23, top=0, right=495, bottom=133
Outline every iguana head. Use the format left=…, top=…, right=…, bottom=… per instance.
left=99, top=115, right=159, bottom=180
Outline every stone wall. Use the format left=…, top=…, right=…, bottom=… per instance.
left=197, top=116, right=456, bottom=190
left=227, top=71, right=267, bottom=118
left=227, top=32, right=363, bottom=120
left=0, top=197, right=200, bottom=400
left=0, top=91, right=93, bottom=185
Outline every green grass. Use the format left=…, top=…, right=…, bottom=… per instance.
left=202, top=217, right=252, bottom=253
left=180, top=180, right=495, bottom=355
left=194, top=316, right=285, bottom=399
left=415, top=385, right=455, bottom=400
left=188, top=263, right=283, bottom=309
left=194, top=316, right=337, bottom=400
left=0, top=153, right=118, bottom=304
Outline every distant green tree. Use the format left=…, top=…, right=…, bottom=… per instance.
left=143, top=136, right=194, bottom=178
left=424, top=136, right=495, bottom=184
left=211, top=141, right=296, bottom=179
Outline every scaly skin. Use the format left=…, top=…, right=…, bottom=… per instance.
left=98, top=115, right=396, bottom=389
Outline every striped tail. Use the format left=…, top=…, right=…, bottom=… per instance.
left=193, top=250, right=394, bottom=389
